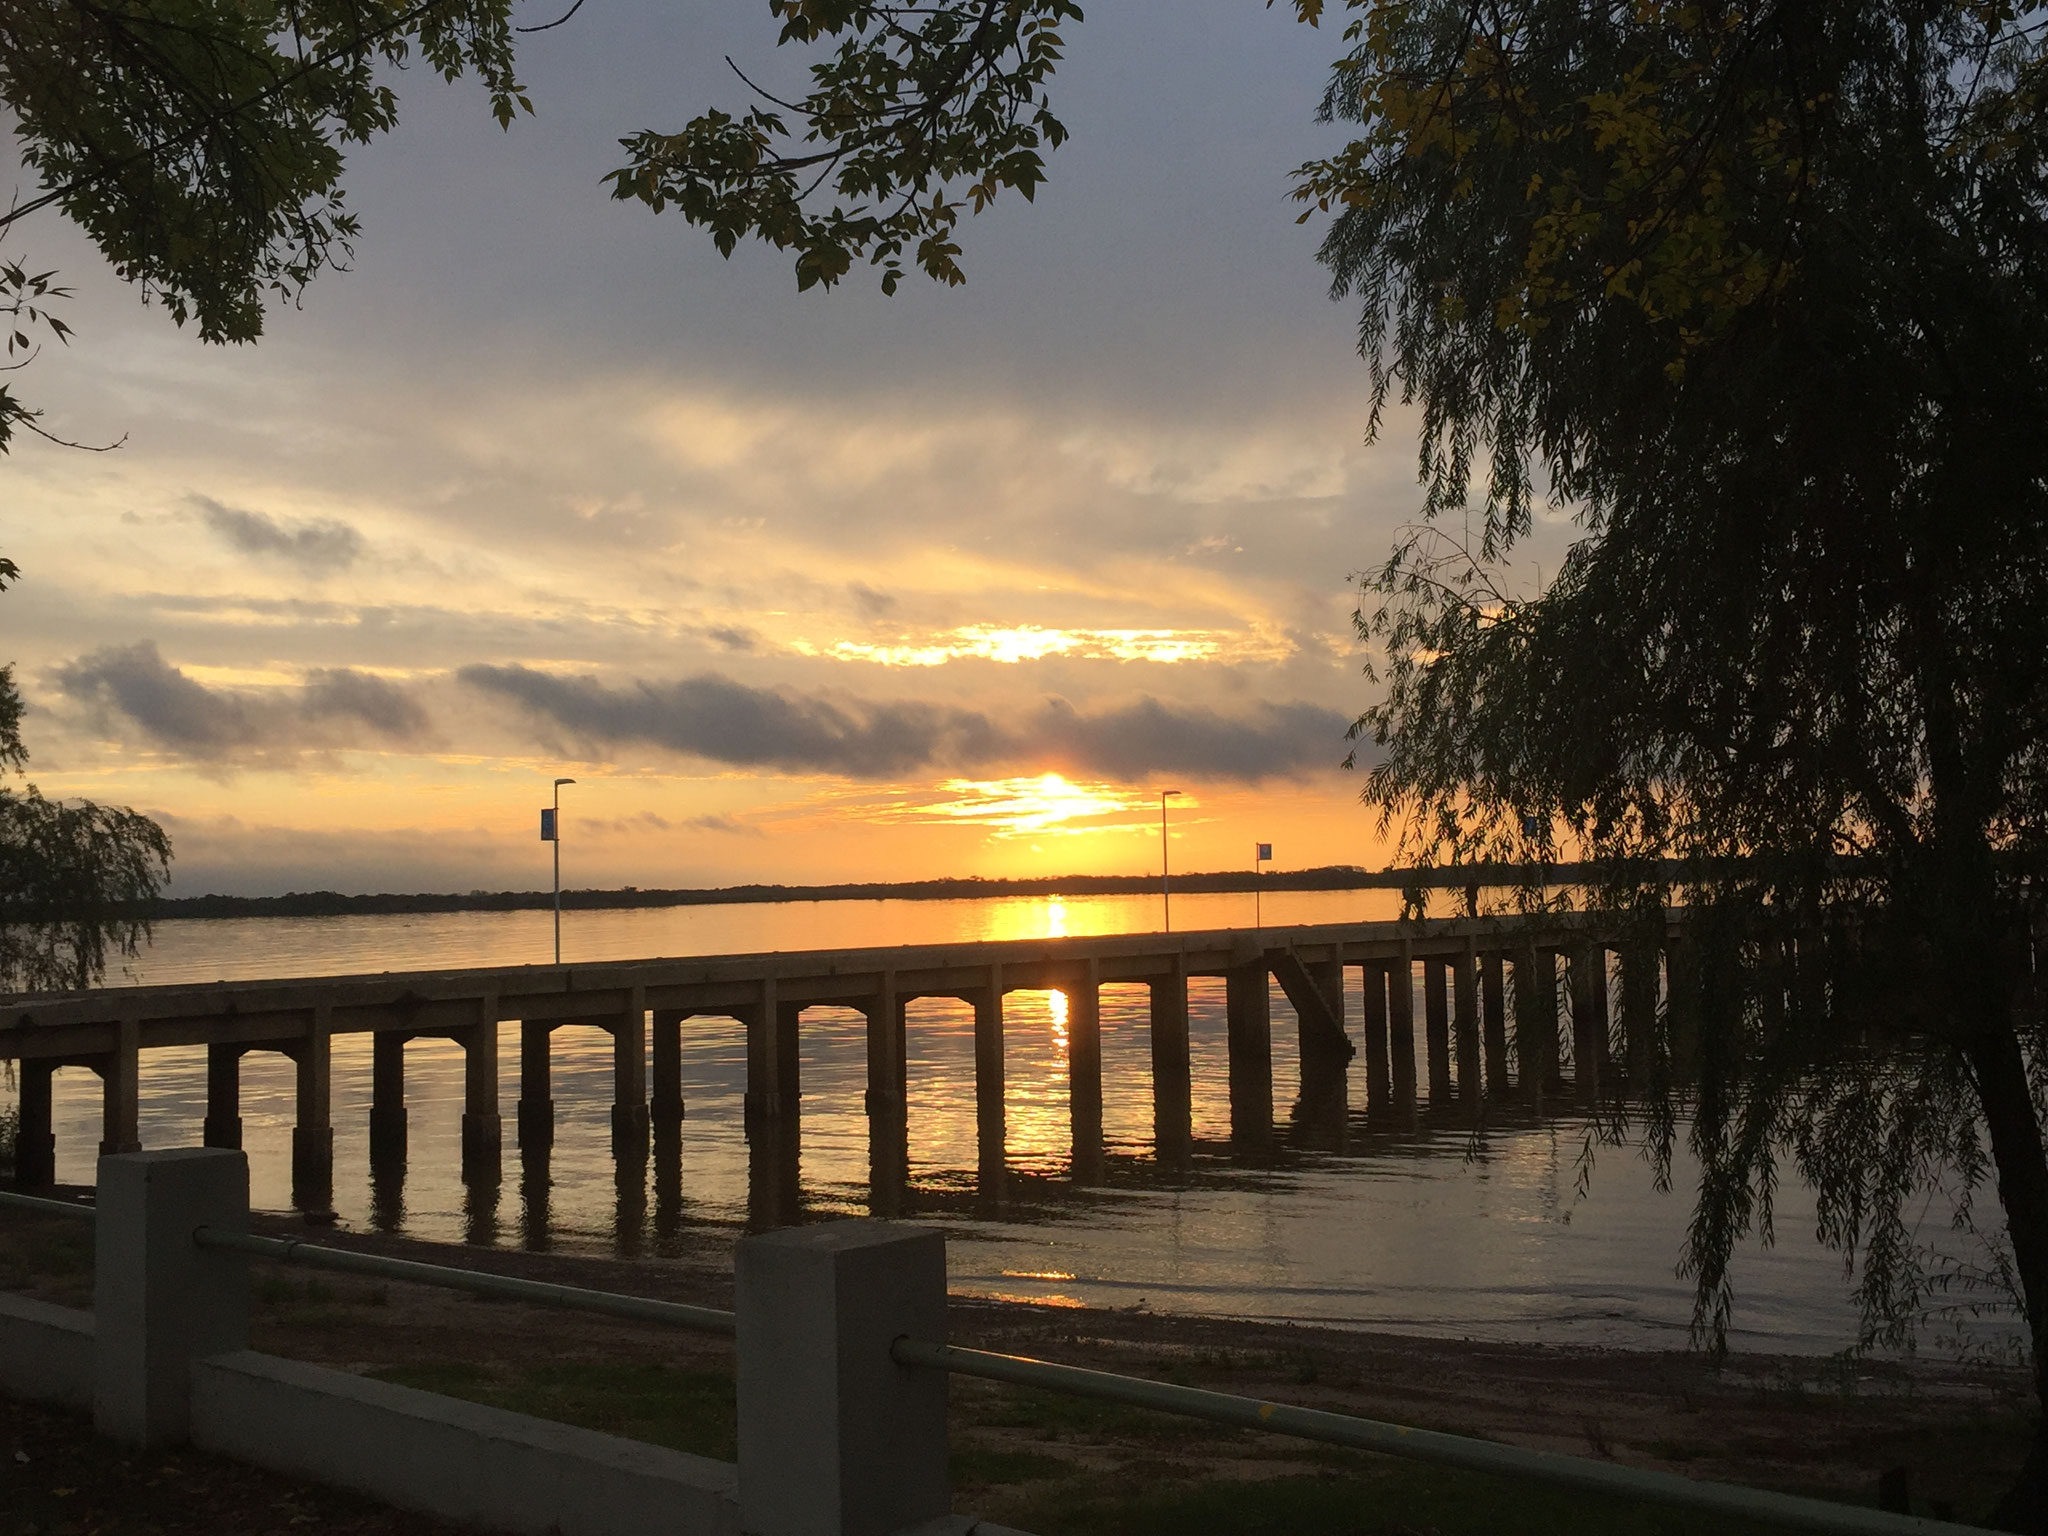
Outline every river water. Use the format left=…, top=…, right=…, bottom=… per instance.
left=7, top=888, right=2023, bottom=1358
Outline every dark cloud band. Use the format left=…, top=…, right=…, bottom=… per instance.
left=460, top=663, right=1350, bottom=783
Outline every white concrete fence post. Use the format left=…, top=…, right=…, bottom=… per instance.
left=93, top=1148, right=251, bottom=1448
left=736, top=1220, right=950, bottom=1536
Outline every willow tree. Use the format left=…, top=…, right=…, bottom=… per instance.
left=1300, top=2, right=2048, bottom=1523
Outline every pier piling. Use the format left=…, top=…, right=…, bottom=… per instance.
left=1570, top=947, right=1609, bottom=1101
left=203, top=1042, right=243, bottom=1150
left=1224, top=959, right=1273, bottom=1155
left=1069, top=963, right=1104, bottom=1182
left=611, top=991, right=650, bottom=1157
left=1389, top=946, right=1418, bottom=1121
left=1147, top=966, right=1192, bottom=1170
left=1481, top=952, right=1508, bottom=1094
left=863, top=980, right=909, bottom=1218
left=972, top=967, right=1006, bottom=1194
left=1452, top=944, right=1480, bottom=1109
left=651, top=1009, right=685, bottom=1130
left=460, top=998, right=501, bottom=1181
left=14, top=1060, right=54, bottom=1187
left=1423, top=957, right=1452, bottom=1105
left=1360, top=963, right=1393, bottom=1118
left=517, top=1020, right=553, bottom=1154
left=369, top=1031, right=406, bottom=1164
left=288, top=1006, right=332, bottom=1204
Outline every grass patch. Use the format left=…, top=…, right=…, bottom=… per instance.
left=951, top=1446, right=1072, bottom=1487
left=367, top=1360, right=736, bottom=1461
left=998, top=1464, right=1814, bottom=1536
left=966, top=1385, right=1232, bottom=1445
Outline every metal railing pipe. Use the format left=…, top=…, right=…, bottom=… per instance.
left=0, top=1188, right=94, bottom=1219
left=891, top=1338, right=1985, bottom=1536
left=192, top=1227, right=736, bottom=1336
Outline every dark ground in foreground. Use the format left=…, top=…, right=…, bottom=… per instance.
left=0, top=1202, right=2031, bottom=1534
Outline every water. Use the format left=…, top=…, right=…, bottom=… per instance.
left=7, top=889, right=2022, bottom=1357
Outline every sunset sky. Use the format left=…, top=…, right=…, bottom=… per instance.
left=4, top=1, right=1573, bottom=897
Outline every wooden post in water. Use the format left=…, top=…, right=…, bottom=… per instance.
left=1423, top=958, right=1452, bottom=1104
left=461, top=995, right=502, bottom=1182
left=1452, top=943, right=1481, bottom=1108
left=651, top=1009, right=686, bottom=1131
left=1069, top=961, right=1104, bottom=1182
left=369, top=1031, right=406, bottom=1164
left=1570, top=946, right=1608, bottom=1101
left=972, top=965, right=1006, bottom=1196
left=289, top=1005, right=331, bottom=1203
left=1224, top=958, right=1274, bottom=1155
left=863, top=976, right=908, bottom=1217
left=1360, top=963, right=1393, bottom=1119
left=517, top=1020, right=553, bottom=1154
left=203, top=1042, right=243, bottom=1150
left=1480, top=952, right=1509, bottom=1095
left=1388, top=945, right=1418, bottom=1119
left=612, top=988, right=649, bottom=1158
left=14, top=1060, right=54, bottom=1187
left=1665, top=936, right=1700, bottom=1083
left=1148, top=964, right=1192, bottom=1169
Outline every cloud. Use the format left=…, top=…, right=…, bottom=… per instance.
left=704, top=625, right=758, bottom=652
left=50, top=641, right=429, bottom=762
left=195, top=496, right=365, bottom=574
left=460, top=664, right=1351, bottom=783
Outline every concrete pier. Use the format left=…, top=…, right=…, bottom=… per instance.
left=972, top=967, right=1005, bottom=1192
left=370, top=1031, right=406, bottom=1165
left=1480, top=951, right=1509, bottom=1092
left=1224, top=959, right=1273, bottom=1154
left=1068, top=965, right=1104, bottom=1182
left=203, top=1043, right=242, bottom=1150
left=1148, top=968, right=1192, bottom=1169
left=289, top=1007, right=332, bottom=1204
left=3, top=914, right=1683, bottom=1217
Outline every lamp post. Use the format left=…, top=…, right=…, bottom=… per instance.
left=1159, top=789, right=1181, bottom=933
left=545, top=777, right=576, bottom=964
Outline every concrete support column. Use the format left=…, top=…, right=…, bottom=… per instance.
left=971, top=966, right=1005, bottom=1193
left=1620, top=944, right=1659, bottom=1087
left=735, top=1221, right=950, bottom=1536
left=14, top=1059, right=55, bottom=1187
left=612, top=986, right=650, bottom=1158
left=99, top=1017, right=142, bottom=1157
left=1452, top=944, right=1481, bottom=1105
left=370, top=1031, right=407, bottom=1165
left=1423, top=959, right=1452, bottom=1104
left=1570, top=946, right=1609, bottom=1101
left=1665, top=937, right=1700, bottom=1082
left=202, top=1042, right=242, bottom=1150
left=1294, top=958, right=1349, bottom=1149
left=1480, top=952, right=1509, bottom=1094
left=1389, top=945, right=1418, bottom=1118
left=93, top=1148, right=250, bottom=1449
left=1514, top=948, right=1560, bottom=1104
left=651, top=1008, right=686, bottom=1129
left=1148, top=966, right=1192, bottom=1169
left=1360, top=964, right=1393, bottom=1119
left=744, top=977, right=792, bottom=1126
left=863, top=978, right=908, bottom=1218
left=290, top=1005, right=332, bottom=1204
left=1068, top=961, right=1103, bottom=1183
left=461, top=995, right=501, bottom=1181
left=517, top=1020, right=553, bottom=1153
left=1224, top=960, right=1273, bottom=1154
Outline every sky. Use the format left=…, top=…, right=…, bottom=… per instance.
left=2, top=1, right=1572, bottom=897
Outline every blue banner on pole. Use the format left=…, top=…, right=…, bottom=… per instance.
left=1256, top=843, right=1272, bottom=861
left=540, top=807, right=557, bottom=842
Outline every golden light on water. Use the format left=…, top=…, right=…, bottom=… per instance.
left=1048, top=987, right=1070, bottom=1053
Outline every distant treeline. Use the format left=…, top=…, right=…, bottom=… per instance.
left=147, top=863, right=1601, bottom=921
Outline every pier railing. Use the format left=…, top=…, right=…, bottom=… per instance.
left=0, top=1152, right=1989, bottom=1536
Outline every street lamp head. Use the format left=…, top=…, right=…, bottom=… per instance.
left=1162, top=788, right=1181, bottom=799
left=554, top=777, right=577, bottom=787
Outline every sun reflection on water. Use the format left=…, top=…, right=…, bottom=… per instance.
left=1048, top=987, right=1070, bottom=1053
